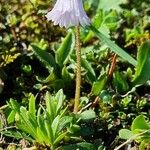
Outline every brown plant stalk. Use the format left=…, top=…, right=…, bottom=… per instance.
left=74, top=26, right=81, bottom=113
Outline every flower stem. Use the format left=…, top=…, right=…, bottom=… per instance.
left=74, top=26, right=81, bottom=113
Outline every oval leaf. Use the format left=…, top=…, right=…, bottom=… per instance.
left=131, top=115, right=150, bottom=133
left=119, top=129, right=134, bottom=140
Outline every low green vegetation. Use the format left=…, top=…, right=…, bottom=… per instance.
left=0, top=0, right=150, bottom=149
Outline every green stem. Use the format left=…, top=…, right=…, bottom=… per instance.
left=74, top=26, right=81, bottom=113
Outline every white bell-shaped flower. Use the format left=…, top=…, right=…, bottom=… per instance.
left=45, top=0, right=91, bottom=28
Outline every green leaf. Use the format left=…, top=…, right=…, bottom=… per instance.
left=57, top=116, right=73, bottom=133
left=28, top=93, right=36, bottom=120
left=36, top=68, right=57, bottom=84
left=62, top=66, right=73, bottom=82
left=132, top=42, right=150, bottom=86
left=68, top=124, right=81, bottom=134
left=36, top=127, right=50, bottom=145
left=9, top=99, right=20, bottom=113
left=44, top=120, right=54, bottom=144
left=79, top=110, right=96, bottom=120
left=54, top=131, right=68, bottom=146
left=119, top=129, right=134, bottom=140
left=91, top=73, right=108, bottom=95
left=31, top=44, right=57, bottom=71
left=2, top=130, right=33, bottom=141
left=52, top=115, right=60, bottom=138
left=81, top=57, right=96, bottom=83
left=99, top=90, right=112, bottom=104
left=98, top=0, right=127, bottom=12
left=113, top=71, right=129, bottom=93
left=56, top=31, right=75, bottom=67
left=27, top=111, right=38, bottom=130
left=82, top=10, right=103, bottom=43
left=37, top=114, right=48, bottom=140
left=7, top=110, right=16, bottom=124
left=16, top=122, right=36, bottom=139
left=131, top=115, right=150, bottom=134
left=45, top=92, right=55, bottom=122
left=19, top=107, right=37, bottom=138
left=55, top=89, right=65, bottom=113
left=89, top=25, right=137, bottom=66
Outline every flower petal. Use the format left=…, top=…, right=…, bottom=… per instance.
left=46, top=0, right=91, bottom=28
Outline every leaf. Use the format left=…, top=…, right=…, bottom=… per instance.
left=82, top=10, right=103, bottom=43
left=88, top=25, right=137, bottom=66
left=19, top=107, right=37, bottom=138
left=131, top=115, right=150, bottom=134
left=9, top=99, right=20, bottom=113
left=56, top=31, right=75, bottom=67
left=31, top=44, right=57, bottom=71
left=55, top=89, right=65, bottom=113
left=99, top=24, right=110, bottom=38
left=16, top=122, right=37, bottom=139
left=27, top=111, right=38, bottom=130
left=45, top=92, right=55, bottom=122
left=44, top=120, right=54, bottom=144
left=36, top=68, right=57, bottom=84
left=62, top=66, right=73, bottom=82
left=2, top=130, right=33, bottom=141
left=113, top=71, right=129, bottom=93
left=57, top=116, right=73, bottom=133
left=98, top=0, right=127, bottom=12
left=28, top=93, right=36, bottom=120
left=81, top=57, right=96, bottom=83
left=79, top=110, right=96, bottom=120
left=37, top=114, right=48, bottom=140
left=91, top=73, right=108, bottom=95
left=132, top=42, right=150, bottom=86
left=99, top=90, right=112, bottom=104
left=7, top=110, right=16, bottom=124
left=119, top=129, right=134, bottom=140
left=104, top=10, right=119, bottom=31
left=68, top=124, right=81, bottom=133
left=52, top=115, right=60, bottom=138
left=54, top=131, right=68, bottom=146
left=36, top=127, right=49, bottom=145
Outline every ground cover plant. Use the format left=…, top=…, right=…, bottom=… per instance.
left=0, top=0, right=150, bottom=149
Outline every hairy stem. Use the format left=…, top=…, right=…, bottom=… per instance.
left=74, top=26, right=81, bottom=113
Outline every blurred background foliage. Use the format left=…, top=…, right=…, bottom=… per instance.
left=0, top=0, right=150, bottom=101
left=0, top=0, right=150, bottom=149
left=0, top=0, right=66, bottom=103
